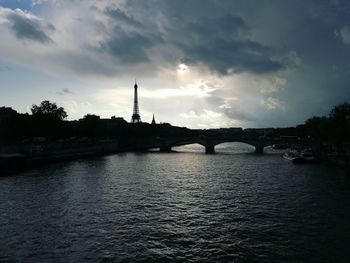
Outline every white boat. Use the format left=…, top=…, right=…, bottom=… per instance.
left=283, top=150, right=316, bottom=163
left=283, top=151, right=299, bottom=162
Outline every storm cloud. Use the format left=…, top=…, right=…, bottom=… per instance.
left=165, top=13, right=285, bottom=74
left=4, top=8, right=54, bottom=43
left=98, top=28, right=162, bottom=64
left=104, top=7, right=142, bottom=28
left=98, top=1, right=286, bottom=75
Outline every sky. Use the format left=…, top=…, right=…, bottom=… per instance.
left=0, top=0, right=349, bottom=128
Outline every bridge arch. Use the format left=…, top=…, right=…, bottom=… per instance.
left=214, top=142, right=256, bottom=153
left=172, top=143, right=206, bottom=153
left=157, top=140, right=207, bottom=152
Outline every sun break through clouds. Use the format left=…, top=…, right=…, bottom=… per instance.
left=0, top=0, right=350, bottom=128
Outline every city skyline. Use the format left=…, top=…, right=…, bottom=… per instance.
left=1, top=0, right=350, bottom=128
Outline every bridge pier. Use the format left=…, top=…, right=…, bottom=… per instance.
left=205, top=145, right=215, bottom=154
left=255, top=145, right=264, bottom=154
left=160, top=145, right=172, bottom=152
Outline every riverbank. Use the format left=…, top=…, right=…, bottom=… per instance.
left=0, top=138, right=136, bottom=175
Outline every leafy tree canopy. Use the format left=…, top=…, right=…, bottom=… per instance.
left=0, top=107, right=17, bottom=118
left=31, top=100, right=67, bottom=120
left=329, top=102, right=350, bottom=123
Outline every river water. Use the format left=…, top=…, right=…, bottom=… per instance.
left=1, top=143, right=350, bottom=262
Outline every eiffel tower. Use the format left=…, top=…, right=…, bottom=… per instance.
left=131, top=81, right=141, bottom=123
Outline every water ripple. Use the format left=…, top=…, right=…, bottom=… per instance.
left=1, top=146, right=350, bottom=262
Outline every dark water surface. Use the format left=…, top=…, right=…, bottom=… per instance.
left=1, top=144, right=350, bottom=262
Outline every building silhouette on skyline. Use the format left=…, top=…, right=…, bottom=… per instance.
left=131, top=81, right=141, bottom=123
left=151, top=114, right=156, bottom=125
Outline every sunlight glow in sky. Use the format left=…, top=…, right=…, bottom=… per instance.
left=178, top=63, right=189, bottom=72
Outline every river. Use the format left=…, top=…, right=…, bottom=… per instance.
left=1, top=143, right=350, bottom=262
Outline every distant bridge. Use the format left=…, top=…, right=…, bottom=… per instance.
left=133, top=135, right=311, bottom=154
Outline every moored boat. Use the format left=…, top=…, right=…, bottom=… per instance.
left=283, top=150, right=316, bottom=164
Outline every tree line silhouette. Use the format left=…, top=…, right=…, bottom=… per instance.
left=0, top=100, right=195, bottom=141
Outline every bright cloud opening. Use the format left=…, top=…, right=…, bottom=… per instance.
left=177, top=63, right=189, bottom=73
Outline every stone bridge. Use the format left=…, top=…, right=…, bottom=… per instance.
left=138, top=135, right=310, bottom=154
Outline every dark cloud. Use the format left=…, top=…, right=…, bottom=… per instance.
left=123, top=0, right=285, bottom=75
left=170, top=14, right=284, bottom=75
left=6, top=11, right=54, bottom=43
left=95, top=6, right=163, bottom=65
left=104, top=7, right=142, bottom=27
left=179, top=39, right=284, bottom=75
left=84, top=1, right=282, bottom=74
left=98, top=27, right=162, bottom=64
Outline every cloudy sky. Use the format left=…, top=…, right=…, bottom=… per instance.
left=0, top=0, right=349, bottom=128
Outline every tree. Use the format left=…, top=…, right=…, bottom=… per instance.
left=0, top=106, right=17, bottom=117
left=328, top=102, right=350, bottom=141
left=305, top=116, right=329, bottom=139
left=31, top=100, right=67, bottom=120
left=329, top=102, right=350, bottom=123
left=0, top=107, right=17, bottom=125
